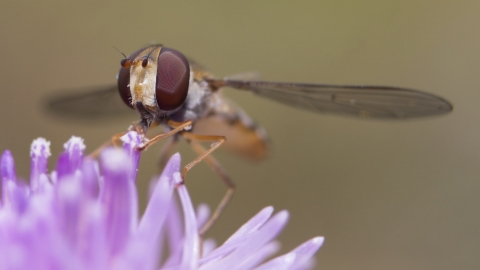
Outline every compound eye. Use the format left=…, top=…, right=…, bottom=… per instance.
left=155, top=47, right=190, bottom=111
left=117, top=48, right=144, bottom=109
left=117, top=67, right=133, bottom=109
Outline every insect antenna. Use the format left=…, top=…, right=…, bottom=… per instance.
left=113, top=46, right=131, bottom=68
left=142, top=46, right=159, bottom=68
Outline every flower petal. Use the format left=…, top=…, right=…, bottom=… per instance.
left=202, top=239, right=217, bottom=257
left=138, top=153, right=179, bottom=235
left=2, top=180, right=29, bottom=213
left=225, top=206, right=274, bottom=244
left=79, top=203, right=109, bottom=269
left=57, top=136, right=86, bottom=180
left=1, top=150, right=18, bottom=205
left=256, top=237, right=324, bottom=270
left=234, top=241, right=280, bottom=270
left=199, top=206, right=275, bottom=265
left=203, top=211, right=289, bottom=270
left=55, top=152, right=69, bottom=181
left=121, top=131, right=142, bottom=181
left=30, top=138, right=51, bottom=191
left=79, top=159, right=100, bottom=198
left=196, top=203, right=211, bottom=231
left=125, top=154, right=180, bottom=270
left=161, top=194, right=184, bottom=268
left=175, top=172, right=199, bottom=270
left=1, top=150, right=17, bottom=182
left=55, top=176, right=84, bottom=248
left=99, top=148, right=136, bottom=256
left=253, top=253, right=296, bottom=270
left=65, top=137, right=85, bottom=173
left=288, top=236, right=324, bottom=269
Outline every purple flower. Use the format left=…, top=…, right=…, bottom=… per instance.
left=0, top=132, right=324, bottom=270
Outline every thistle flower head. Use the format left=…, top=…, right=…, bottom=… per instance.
left=0, top=132, right=323, bottom=269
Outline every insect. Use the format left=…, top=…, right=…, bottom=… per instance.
left=47, top=44, right=453, bottom=237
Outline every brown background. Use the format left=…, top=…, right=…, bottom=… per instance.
left=1, top=1, right=478, bottom=269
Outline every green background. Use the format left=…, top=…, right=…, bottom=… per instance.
left=1, top=1, right=478, bottom=269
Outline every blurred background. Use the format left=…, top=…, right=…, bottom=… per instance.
left=0, top=1, right=478, bottom=269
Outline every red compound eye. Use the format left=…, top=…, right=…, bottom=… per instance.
left=155, top=47, right=190, bottom=111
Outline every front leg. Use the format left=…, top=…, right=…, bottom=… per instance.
left=180, top=132, right=235, bottom=239
left=136, top=120, right=193, bottom=151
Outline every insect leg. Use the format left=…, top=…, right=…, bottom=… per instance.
left=87, top=132, right=126, bottom=159
left=181, top=132, right=235, bottom=238
left=137, top=120, right=192, bottom=151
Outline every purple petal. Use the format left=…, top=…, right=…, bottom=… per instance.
left=79, top=159, right=100, bottom=198
left=55, top=152, right=69, bottom=181
left=127, top=154, right=179, bottom=269
left=99, top=148, right=136, bottom=256
left=30, top=138, right=51, bottom=191
left=225, top=206, right=274, bottom=244
left=65, top=136, right=85, bottom=172
left=233, top=241, right=280, bottom=269
left=202, top=239, right=217, bottom=257
left=206, top=211, right=289, bottom=269
left=138, top=154, right=179, bottom=235
left=160, top=152, right=182, bottom=184
left=1, top=150, right=17, bottom=204
left=1, top=150, right=29, bottom=211
left=20, top=192, right=69, bottom=269
left=287, top=236, right=324, bottom=270
left=1, top=150, right=16, bottom=182
left=56, top=136, right=86, bottom=180
left=196, top=203, right=211, bottom=231
left=257, top=237, right=324, bottom=270
left=253, top=253, right=296, bottom=270
left=156, top=154, right=184, bottom=268
left=2, top=180, right=29, bottom=212
left=33, top=173, right=52, bottom=196
left=55, top=176, right=83, bottom=248
left=200, top=207, right=275, bottom=264
left=78, top=203, right=109, bottom=269
left=175, top=172, right=199, bottom=270
left=121, top=131, right=142, bottom=181
left=162, top=194, right=184, bottom=268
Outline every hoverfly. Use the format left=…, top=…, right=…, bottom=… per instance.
left=47, top=44, right=453, bottom=236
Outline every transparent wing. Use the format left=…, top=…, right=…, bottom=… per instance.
left=44, top=85, right=135, bottom=122
left=219, top=80, right=453, bottom=119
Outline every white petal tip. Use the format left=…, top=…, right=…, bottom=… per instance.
left=100, top=148, right=129, bottom=172
left=30, top=138, right=51, bottom=158
left=173, top=172, right=182, bottom=185
left=120, top=131, right=142, bottom=146
left=169, top=153, right=181, bottom=166
left=63, top=136, right=85, bottom=151
left=312, top=236, right=324, bottom=245
left=284, top=253, right=296, bottom=263
left=275, top=210, right=290, bottom=223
